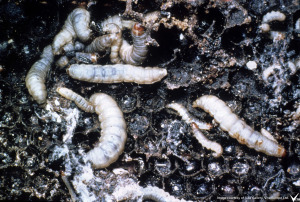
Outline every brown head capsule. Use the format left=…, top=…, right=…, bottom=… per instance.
left=132, top=23, right=145, bottom=36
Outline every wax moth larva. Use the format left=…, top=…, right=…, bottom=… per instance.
left=56, top=87, right=95, bottom=113
left=193, top=95, right=286, bottom=157
left=52, top=8, right=91, bottom=55
left=120, top=23, right=148, bottom=65
left=67, top=64, right=167, bottom=84
left=166, top=103, right=222, bottom=157
left=56, top=88, right=127, bottom=169
left=85, top=23, right=122, bottom=63
left=25, top=45, right=54, bottom=104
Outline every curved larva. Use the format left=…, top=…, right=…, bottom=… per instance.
left=56, top=87, right=94, bottom=113
left=100, top=15, right=135, bottom=31
left=62, top=41, right=85, bottom=53
left=85, top=23, right=122, bottom=63
left=166, top=103, right=212, bottom=130
left=191, top=123, right=223, bottom=157
left=166, top=103, right=221, bottom=157
left=262, top=11, right=286, bottom=23
left=120, top=23, right=148, bottom=65
left=87, top=93, right=127, bottom=168
left=67, top=64, right=167, bottom=84
left=52, top=8, right=91, bottom=55
left=25, top=45, right=54, bottom=104
left=142, top=186, right=190, bottom=202
left=192, top=95, right=286, bottom=157
left=56, top=56, right=69, bottom=68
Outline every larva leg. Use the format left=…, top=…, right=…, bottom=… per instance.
left=25, top=45, right=54, bottom=104
left=56, top=87, right=94, bottom=113
left=192, top=95, right=286, bottom=157
left=166, top=102, right=212, bottom=130
left=87, top=93, right=127, bottom=169
left=67, top=64, right=167, bottom=84
left=52, top=8, right=91, bottom=55
left=120, top=23, right=148, bottom=65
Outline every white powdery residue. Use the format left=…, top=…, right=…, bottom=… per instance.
left=43, top=102, right=62, bottom=123
left=111, top=177, right=143, bottom=201
left=63, top=108, right=80, bottom=142
left=51, top=144, right=70, bottom=161
left=72, top=164, right=97, bottom=202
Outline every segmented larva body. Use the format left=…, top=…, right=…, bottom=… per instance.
left=191, top=123, right=223, bottom=157
left=166, top=103, right=221, bottom=157
left=56, top=56, right=69, bottom=68
left=25, top=45, right=54, bottom=104
left=120, top=23, right=148, bottom=65
left=56, top=87, right=94, bottom=113
left=262, top=11, right=286, bottom=23
left=192, top=95, right=286, bottom=157
left=52, top=8, right=91, bottom=55
left=88, top=93, right=127, bottom=168
left=260, top=11, right=286, bottom=32
left=67, top=64, right=167, bottom=84
left=62, top=41, right=85, bottom=54
left=100, top=15, right=136, bottom=31
left=142, top=186, right=190, bottom=202
left=166, top=103, right=212, bottom=130
left=56, top=88, right=127, bottom=169
left=85, top=23, right=122, bottom=63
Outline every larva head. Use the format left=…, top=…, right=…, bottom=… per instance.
left=90, top=53, right=99, bottom=63
left=132, top=23, right=145, bottom=36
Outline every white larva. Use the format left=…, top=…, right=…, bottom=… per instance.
left=192, top=95, right=286, bottom=157
left=62, top=41, right=85, bottom=53
left=25, top=45, right=54, bottom=104
left=67, top=64, right=167, bottom=84
left=166, top=103, right=212, bottom=130
left=100, top=15, right=136, bottom=31
left=262, top=11, right=286, bottom=23
left=56, top=87, right=95, bottom=113
left=52, top=8, right=91, bottom=55
left=142, top=186, right=190, bottom=202
left=56, top=56, right=69, bottom=68
left=191, top=122, right=223, bottom=158
left=87, top=93, right=127, bottom=168
left=85, top=23, right=122, bottom=63
left=166, top=103, right=222, bottom=157
left=120, top=23, right=148, bottom=65
left=56, top=88, right=127, bottom=169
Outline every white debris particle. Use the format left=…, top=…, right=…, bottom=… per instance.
left=63, top=108, right=80, bottom=142
left=293, top=179, right=300, bottom=186
left=179, top=33, right=184, bottom=40
left=246, top=61, right=257, bottom=70
left=23, top=45, right=30, bottom=54
left=72, top=164, right=97, bottom=202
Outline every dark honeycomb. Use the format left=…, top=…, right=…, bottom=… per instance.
left=0, top=0, right=299, bottom=201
